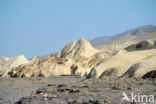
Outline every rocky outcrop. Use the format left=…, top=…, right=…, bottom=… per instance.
left=1, top=38, right=155, bottom=78
left=95, top=49, right=156, bottom=78
left=55, top=38, right=100, bottom=58
left=121, top=55, right=156, bottom=78
left=125, top=40, right=155, bottom=52
left=86, top=68, right=96, bottom=79
left=9, top=39, right=109, bottom=77
left=142, top=70, right=156, bottom=78
left=0, top=55, right=29, bottom=77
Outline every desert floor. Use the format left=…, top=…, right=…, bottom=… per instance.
left=0, top=76, right=155, bottom=104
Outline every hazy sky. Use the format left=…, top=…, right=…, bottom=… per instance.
left=0, top=0, right=156, bottom=58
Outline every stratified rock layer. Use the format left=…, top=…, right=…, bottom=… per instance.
left=9, top=39, right=109, bottom=77
left=122, top=55, right=156, bottom=78
left=95, top=49, right=156, bottom=78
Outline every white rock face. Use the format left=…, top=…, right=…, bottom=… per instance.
left=56, top=38, right=100, bottom=58
left=0, top=54, right=29, bottom=77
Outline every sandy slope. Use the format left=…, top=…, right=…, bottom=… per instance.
left=95, top=49, right=156, bottom=78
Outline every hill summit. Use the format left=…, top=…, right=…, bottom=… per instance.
left=8, top=38, right=105, bottom=77
left=91, top=25, right=156, bottom=46
left=56, top=38, right=100, bottom=58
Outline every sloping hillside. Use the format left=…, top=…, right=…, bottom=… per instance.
left=8, top=39, right=109, bottom=77
left=55, top=38, right=100, bottom=58
left=94, top=49, right=156, bottom=78
left=95, top=31, right=156, bottom=51
left=90, top=25, right=156, bottom=51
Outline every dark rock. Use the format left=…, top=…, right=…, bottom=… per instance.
left=83, top=86, right=89, bottom=88
left=154, top=40, right=156, bottom=47
left=99, top=68, right=117, bottom=79
left=142, top=70, right=156, bottom=79
left=86, top=68, right=96, bottom=79
left=57, top=84, right=66, bottom=88
left=36, top=90, right=42, bottom=94
left=57, top=89, right=65, bottom=92
left=47, top=84, right=52, bottom=86
left=71, top=65, right=78, bottom=74
left=125, top=40, right=155, bottom=52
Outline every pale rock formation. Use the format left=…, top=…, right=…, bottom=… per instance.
left=96, top=49, right=156, bottom=78
left=56, top=38, right=100, bottom=58
left=122, top=55, right=156, bottom=78
left=0, top=55, right=29, bottom=77
left=9, top=39, right=109, bottom=77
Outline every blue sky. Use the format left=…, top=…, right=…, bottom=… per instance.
left=0, top=0, right=156, bottom=58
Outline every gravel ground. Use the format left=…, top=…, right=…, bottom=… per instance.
left=0, top=76, right=155, bottom=104
left=0, top=76, right=84, bottom=104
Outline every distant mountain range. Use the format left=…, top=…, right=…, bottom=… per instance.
left=90, top=25, right=156, bottom=46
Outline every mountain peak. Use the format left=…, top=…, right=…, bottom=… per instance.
left=140, top=24, right=156, bottom=28
left=56, top=38, right=100, bottom=58
left=78, top=38, right=86, bottom=41
left=123, top=24, right=156, bottom=36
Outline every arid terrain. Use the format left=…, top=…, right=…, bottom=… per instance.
left=0, top=25, right=156, bottom=104
left=0, top=76, right=155, bottom=104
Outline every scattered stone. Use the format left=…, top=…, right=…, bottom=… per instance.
left=36, top=90, right=42, bottom=94
left=102, top=96, right=115, bottom=104
left=112, top=81, right=127, bottom=90
left=83, top=85, right=89, bottom=88
left=0, top=96, right=3, bottom=100
left=47, top=84, right=52, bottom=86
left=48, top=94, right=58, bottom=98
left=57, top=84, right=66, bottom=88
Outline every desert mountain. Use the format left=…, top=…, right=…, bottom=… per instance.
left=0, top=55, right=29, bottom=77
left=9, top=39, right=109, bottom=77
left=95, top=49, right=156, bottom=78
left=55, top=38, right=100, bottom=58
left=124, top=40, right=155, bottom=52
left=91, top=25, right=156, bottom=46
left=1, top=27, right=156, bottom=79
left=122, top=55, right=156, bottom=78
left=91, top=25, right=156, bottom=51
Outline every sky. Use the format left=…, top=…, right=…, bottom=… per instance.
left=0, top=0, right=156, bottom=58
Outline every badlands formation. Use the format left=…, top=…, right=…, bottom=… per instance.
left=8, top=38, right=108, bottom=77
left=0, top=38, right=156, bottom=79
left=0, top=25, right=156, bottom=104
left=0, top=55, right=29, bottom=77
left=91, top=25, right=156, bottom=51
